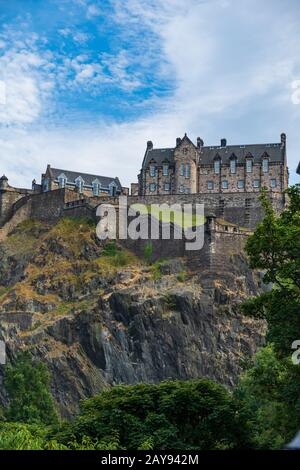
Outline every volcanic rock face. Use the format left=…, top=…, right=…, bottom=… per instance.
left=0, top=218, right=266, bottom=418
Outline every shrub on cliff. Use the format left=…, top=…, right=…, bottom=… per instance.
left=4, top=352, right=59, bottom=426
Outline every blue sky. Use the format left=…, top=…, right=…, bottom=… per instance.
left=0, top=0, right=299, bottom=188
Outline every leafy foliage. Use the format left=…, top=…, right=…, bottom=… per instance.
left=4, top=352, right=59, bottom=426
left=52, top=380, right=250, bottom=450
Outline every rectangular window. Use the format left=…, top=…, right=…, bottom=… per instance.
left=163, top=164, right=169, bottom=176
left=76, top=180, right=83, bottom=193
left=246, top=159, right=253, bottom=173
left=214, top=160, right=220, bottom=174
left=149, top=165, right=156, bottom=177
left=150, top=183, right=156, bottom=192
left=207, top=181, right=214, bottom=190
left=237, top=180, right=244, bottom=189
left=93, top=183, right=100, bottom=196
left=222, top=180, right=228, bottom=189
left=253, top=179, right=260, bottom=188
left=58, top=178, right=66, bottom=188
left=164, top=182, right=170, bottom=191
left=262, top=159, right=269, bottom=173
left=230, top=159, right=236, bottom=174
left=271, top=178, right=277, bottom=188
left=180, top=163, right=185, bottom=176
left=185, top=163, right=191, bottom=178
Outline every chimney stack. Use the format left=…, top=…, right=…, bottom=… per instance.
left=147, top=140, right=153, bottom=150
left=280, top=133, right=286, bottom=148
left=176, top=137, right=181, bottom=146
left=0, top=175, right=8, bottom=190
left=221, top=138, right=227, bottom=147
left=197, top=137, right=204, bottom=148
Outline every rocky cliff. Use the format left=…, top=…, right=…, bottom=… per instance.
left=0, top=218, right=266, bottom=418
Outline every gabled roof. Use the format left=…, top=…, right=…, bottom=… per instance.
left=142, top=141, right=284, bottom=168
left=47, top=167, right=122, bottom=190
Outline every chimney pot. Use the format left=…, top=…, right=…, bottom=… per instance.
left=147, top=140, right=153, bottom=150
left=221, top=138, right=227, bottom=147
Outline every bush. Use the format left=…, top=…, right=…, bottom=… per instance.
left=4, top=352, right=59, bottom=426
left=53, top=380, right=250, bottom=450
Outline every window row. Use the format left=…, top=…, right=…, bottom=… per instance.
left=57, top=177, right=117, bottom=196
left=149, top=182, right=171, bottom=192
left=150, top=164, right=170, bottom=177
left=207, top=178, right=277, bottom=190
left=214, top=158, right=269, bottom=174
left=149, top=163, right=191, bottom=178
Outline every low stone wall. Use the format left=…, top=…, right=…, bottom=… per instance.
left=90, top=191, right=284, bottom=229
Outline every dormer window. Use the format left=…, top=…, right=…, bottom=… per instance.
left=92, top=180, right=101, bottom=196
left=163, top=164, right=169, bottom=176
left=149, top=165, right=156, bottom=177
left=214, top=158, right=221, bottom=174
left=230, top=157, right=237, bottom=174
left=75, top=176, right=84, bottom=193
left=262, top=158, right=269, bottom=173
left=246, top=159, right=253, bottom=173
left=109, top=181, right=117, bottom=196
left=58, top=173, right=67, bottom=188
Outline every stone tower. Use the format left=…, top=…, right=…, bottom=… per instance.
left=173, top=134, right=198, bottom=194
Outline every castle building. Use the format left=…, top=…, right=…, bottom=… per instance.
left=138, top=133, right=289, bottom=196
left=37, top=164, right=124, bottom=197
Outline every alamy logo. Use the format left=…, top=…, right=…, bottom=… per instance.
left=96, top=196, right=205, bottom=251
left=291, top=340, right=300, bottom=365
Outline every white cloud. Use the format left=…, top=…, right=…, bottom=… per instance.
left=86, top=4, right=101, bottom=19
left=0, top=49, right=53, bottom=125
left=0, top=0, right=300, bottom=187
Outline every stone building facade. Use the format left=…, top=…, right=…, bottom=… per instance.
left=37, top=164, right=126, bottom=197
left=138, top=133, right=289, bottom=197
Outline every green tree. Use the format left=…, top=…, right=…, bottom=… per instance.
left=53, top=380, right=250, bottom=450
left=242, top=185, right=300, bottom=356
left=237, top=185, right=300, bottom=448
left=4, top=352, right=59, bottom=426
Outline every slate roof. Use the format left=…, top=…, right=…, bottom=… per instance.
left=49, top=167, right=122, bottom=190
left=199, top=143, right=284, bottom=165
left=142, top=142, right=284, bottom=168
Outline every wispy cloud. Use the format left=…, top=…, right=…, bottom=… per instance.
left=0, top=0, right=299, bottom=188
